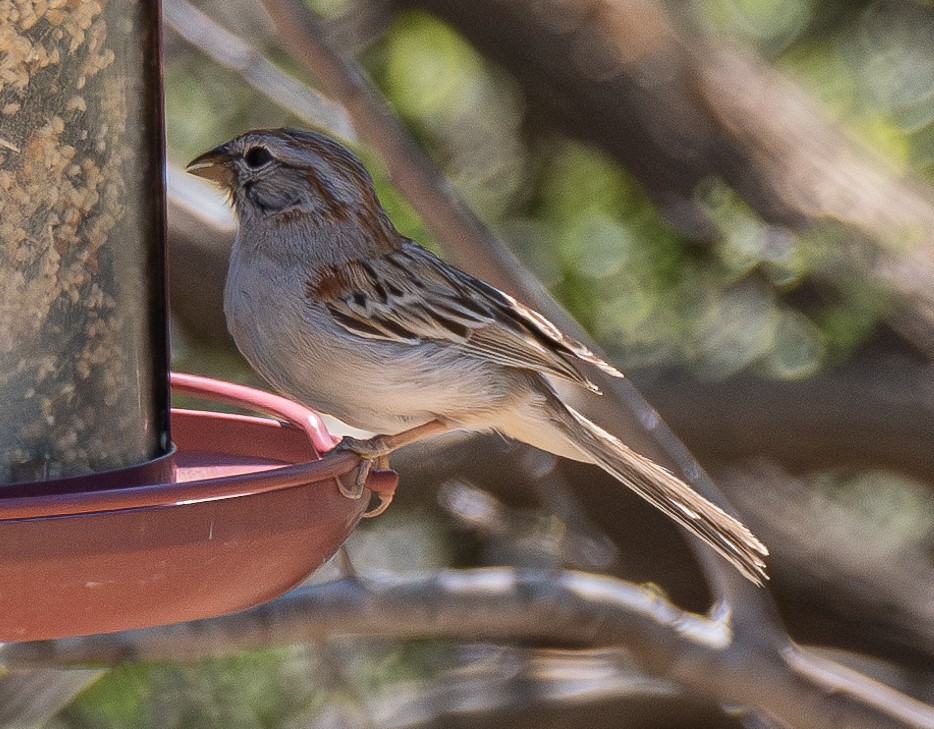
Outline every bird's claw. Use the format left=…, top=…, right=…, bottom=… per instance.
left=337, top=459, right=370, bottom=500
left=336, top=436, right=395, bottom=517
left=362, top=491, right=393, bottom=518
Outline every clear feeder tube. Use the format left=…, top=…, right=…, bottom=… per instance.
left=0, top=0, right=169, bottom=484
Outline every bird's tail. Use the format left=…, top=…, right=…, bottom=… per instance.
left=552, top=403, right=769, bottom=584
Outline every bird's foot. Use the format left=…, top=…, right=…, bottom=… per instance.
left=334, top=421, right=449, bottom=517
left=336, top=435, right=394, bottom=517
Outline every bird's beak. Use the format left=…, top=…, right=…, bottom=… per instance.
left=186, top=143, right=235, bottom=187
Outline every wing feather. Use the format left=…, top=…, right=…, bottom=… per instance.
left=306, top=240, right=624, bottom=389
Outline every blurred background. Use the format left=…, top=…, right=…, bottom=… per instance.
left=53, top=0, right=934, bottom=726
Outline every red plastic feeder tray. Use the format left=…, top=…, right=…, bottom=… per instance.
left=0, top=372, right=396, bottom=642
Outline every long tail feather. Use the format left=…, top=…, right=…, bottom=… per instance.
left=554, top=404, right=769, bottom=584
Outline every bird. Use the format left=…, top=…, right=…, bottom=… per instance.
left=187, top=128, right=768, bottom=584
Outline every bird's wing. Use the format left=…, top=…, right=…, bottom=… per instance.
left=305, top=239, right=624, bottom=390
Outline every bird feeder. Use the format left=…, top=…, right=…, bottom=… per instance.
left=0, top=373, right=392, bottom=642
left=0, top=0, right=387, bottom=641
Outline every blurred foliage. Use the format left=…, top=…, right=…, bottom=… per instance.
left=61, top=639, right=445, bottom=729
left=66, top=0, right=934, bottom=726
left=63, top=652, right=325, bottom=729
left=700, top=0, right=821, bottom=53
left=810, top=469, right=934, bottom=553
left=164, top=1, right=934, bottom=381
left=356, top=7, right=925, bottom=377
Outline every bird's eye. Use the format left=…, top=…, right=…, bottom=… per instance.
left=244, top=146, right=273, bottom=169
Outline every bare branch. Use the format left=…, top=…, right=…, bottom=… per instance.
left=635, top=358, right=934, bottom=483
left=362, top=648, right=741, bottom=729
left=2, top=571, right=930, bottom=729
left=390, top=440, right=934, bottom=668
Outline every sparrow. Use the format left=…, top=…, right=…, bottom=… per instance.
left=187, top=128, right=768, bottom=584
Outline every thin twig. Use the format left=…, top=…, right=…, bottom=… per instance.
left=163, top=0, right=354, bottom=139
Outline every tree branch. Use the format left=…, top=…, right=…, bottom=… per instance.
left=3, top=571, right=930, bottom=729
left=634, top=359, right=934, bottom=483
left=357, top=647, right=744, bottom=729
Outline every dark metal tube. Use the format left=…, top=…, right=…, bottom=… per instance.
left=0, top=0, right=169, bottom=484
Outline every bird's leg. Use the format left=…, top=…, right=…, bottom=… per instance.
left=336, top=419, right=450, bottom=516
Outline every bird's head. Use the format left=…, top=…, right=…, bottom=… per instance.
left=187, top=128, right=390, bottom=230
